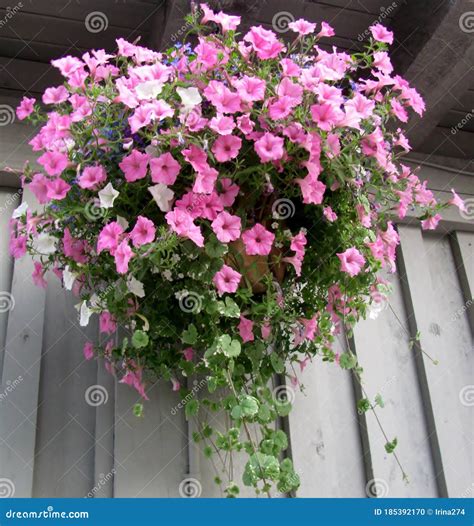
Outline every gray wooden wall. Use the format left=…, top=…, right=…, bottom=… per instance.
left=0, top=161, right=472, bottom=499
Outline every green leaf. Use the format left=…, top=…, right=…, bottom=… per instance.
left=217, top=334, right=241, bottom=357
left=217, top=297, right=240, bottom=318
left=374, top=394, right=385, bottom=408
left=182, top=324, right=198, bottom=345
left=133, top=403, right=144, bottom=417
left=270, top=353, right=285, bottom=374
left=132, top=330, right=149, bottom=349
left=203, top=446, right=213, bottom=458
left=273, top=430, right=288, bottom=450
left=230, top=405, right=242, bottom=420
left=205, top=235, right=228, bottom=258
left=339, top=352, right=358, bottom=370
left=239, top=395, right=259, bottom=417
left=385, top=437, right=398, bottom=454
left=357, top=398, right=371, bottom=414
left=185, top=399, right=199, bottom=419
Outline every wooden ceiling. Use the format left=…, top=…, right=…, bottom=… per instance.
left=0, top=0, right=473, bottom=166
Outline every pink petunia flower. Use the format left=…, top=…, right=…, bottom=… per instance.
left=120, top=366, right=149, bottom=400
left=46, top=178, right=71, bottom=200
left=310, top=103, right=344, bottom=131
left=218, top=178, right=240, bottom=207
left=421, top=213, right=442, bottom=231
left=449, top=189, right=466, bottom=213
left=232, top=75, right=266, bottom=103
left=243, top=26, right=285, bottom=60
left=323, top=206, right=338, bottom=222
left=78, top=165, right=107, bottom=189
left=193, top=166, right=219, bottom=194
left=119, top=149, right=150, bottom=182
left=288, top=18, right=316, bottom=36
left=213, top=264, right=242, bottom=295
left=212, top=134, right=242, bottom=162
left=211, top=211, right=241, bottom=243
left=114, top=240, right=134, bottom=274
left=97, top=221, right=124, bottom=254
left=183, top=347, right=194, bottom=361
left=241, top=223, right=275, bottom=256
left=42, top=85, right=69, bottom=105
left=130, top=216, right=156, bottom=247
left=209, top=114, right=235, bottom=135
left=254, top=132, right=285, bottom=162
left=10, top=235, right=27, bottom=259
left=317, top=21, right=335, bottom=38
left=369, top=23, right=393, bottom=44
left=99, top=312, right=117, bottom=335
left=165, top=208, right=204, bottom=247
left=37, top=151, right=69, bottom=176
left=16, top=97, right=35, bottom=120
left=28, top=173, right=50, bottom=204
left=297, top=175, right=326, bottom=205
left=150, top=152, right=180, bottom=185
left=32, top=261, right=47, bottom=288
left=238, top=315, right=254, bottom=343
left=83, top=341, right=94, bottom=361
left=337, top=247, right=366, bottom=276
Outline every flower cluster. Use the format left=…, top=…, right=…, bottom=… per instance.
left=11, top=4, right=465, bottom=496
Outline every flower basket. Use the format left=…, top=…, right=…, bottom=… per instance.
left=10, top=3, right=465, bottom=497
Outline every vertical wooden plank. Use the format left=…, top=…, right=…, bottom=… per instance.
left=92, top=360, right=116, bottom=498
left=397, top=226, right=473, bottom=497
left=32, top=277, right=99, bottom=497
left=288, top=338, right=367, bottom=497
left=113, top=379, right=188, bottom=497
left=0, top=187, right=20, bottom=374
left=449, top=231, right=474, bottom=333
left=352, top=267, right=438, bottom=497
left=0, top=189, right=46, bottom=497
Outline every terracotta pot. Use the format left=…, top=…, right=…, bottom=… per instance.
left=226, top=238, right=286, bottom=294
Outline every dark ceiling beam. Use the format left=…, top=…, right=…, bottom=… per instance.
left=389, top=0, right=474, bottom=150
left=154, top=0, right=192, bottom=51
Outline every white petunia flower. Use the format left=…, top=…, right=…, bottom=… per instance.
left=177, top=87, right=202, bottom=111
left=135, top=79, right=164, bottom=100
left=116, top=215, right=129, bottom=230
left=12, top=202, right=28, bottom=218
left=98, top=183, right=119, bottom=209
left=127, top=275, right=145, bottom=298
left=148, top=183, right=174, bottom=212
left=63, top=266, right=77, bottom=291
left=79, top=301, right=93, bottom=327
left=33, top=232, right=57, bottom=254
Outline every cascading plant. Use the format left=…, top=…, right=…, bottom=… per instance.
left=10, top=3, right=466, bottom=497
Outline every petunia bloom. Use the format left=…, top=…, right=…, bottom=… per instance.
left=211, top=211, right=241, bottom=243
left=130, top=216, right=156, bottom=247
left=337, top=247, right=366, bottom=277
left=150, top=152, right=180, bottom=185
left=119, top=150, right=150, bottom=182
left=238, top=315, right=255, bottom=343
left=213, top=264, right=242, bottom=295
left=241, top=223, right=275, bottom=256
